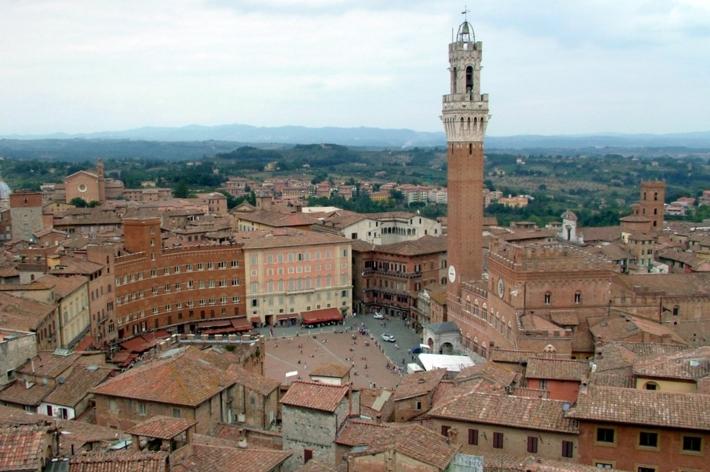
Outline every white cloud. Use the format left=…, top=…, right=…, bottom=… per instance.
left=0, top=0, right=708, bottom=135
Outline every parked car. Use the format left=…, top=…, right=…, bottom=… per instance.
left=373, top=312, right=384, bottom=320
left=381, top=333, right=396, bottom=342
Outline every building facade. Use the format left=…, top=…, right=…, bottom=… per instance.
left=10, top=191, right=44, bottom=241
left=114, top=218, right=246, bottom=340
left=238, top=230, right=352, bottom=327
left=352, top=236, right=447, bottom=321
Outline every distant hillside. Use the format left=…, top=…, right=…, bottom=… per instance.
left=2, top=124, right=444, bottom=148
left=4, top=124, right=710, bottom=149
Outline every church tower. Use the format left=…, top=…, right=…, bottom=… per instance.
left=443, top=18, right=490, bottom=299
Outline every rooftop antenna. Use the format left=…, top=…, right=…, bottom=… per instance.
left=462, top=5, right=469, bottom=22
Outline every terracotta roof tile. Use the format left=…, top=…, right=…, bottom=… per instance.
left=235, top=229, right=348, bottom=249
left=428, top=391, right=579, bottom=434
left=68, top=451, right=168, bottom=472
left=568, top=386, right=710, bottom=430
left=236, top=210, right=319, bottom=228
left=295, top=459, right=336, bottom=472
left=525, top=358, right=589, bottom=382
left=226, top=365, right=280, bottom=396
left=589, top=315, right=688, bottom=345
left=335, top=419, right=392, bottom=446
left=346, top=423, right=457, bottom=470
left=310, top=363, right=351, bottom=379
left=173, top=444, right=291, bottom=472
left=632, top=346, right=710, bottom=381
left=0, top=292, right=55, bottom=332
left=481, top=453, right=624, bottom=472
left=38, top=274, right=88, bottom=298
left=617, top=272, right=710, bottom=297
left=393, top=369, right=446, bottom=401
left=18, top=352, right=82, bottom=378
left=280, top=381, right=349, bottom=413
left=372, top=236, right=447, bottom=256
left=0, top=405, right=129, bottom=456
left=0, top=425, right=47, bottom=472
left=456, top=362, right=519, bottom=387
left=93, top=348, right=237, bottom=406
left=0, top=380, right=55, bottom=407
left=126, top=416, right=196, bottom=440
left=43, top=366, right=114, bottom=407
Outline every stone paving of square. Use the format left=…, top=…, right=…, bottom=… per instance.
left=261, top=314, right=422, bottom=389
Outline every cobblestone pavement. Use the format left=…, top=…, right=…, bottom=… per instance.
left=259, top=313, right=423, bottom=390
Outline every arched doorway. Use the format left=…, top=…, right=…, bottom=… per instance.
left=440, top=342, right=454, bottom=355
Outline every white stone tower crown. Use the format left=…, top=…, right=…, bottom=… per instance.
left=442, top=20, right=490, bottom=143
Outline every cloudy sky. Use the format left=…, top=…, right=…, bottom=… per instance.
left=1, top=0, right=709, bottom=136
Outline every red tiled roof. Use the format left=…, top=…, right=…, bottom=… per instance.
left=43, top=365, right=114, bottom=407
left=301, top=308, right=342, bottom=325
left=393, top=369, right=446, bottom=401
left=310, top=362, right=351, bottom=379
left=0, top=292, right=55, bottom=333
left=280, top=381, right=350, bottom=412
left=126, top=416, right=196, bottom=440
left=456, top=362, right=519, bottom=387
left=172, top=444, right=291, bottom=472
left=568, top=386, right=710, bottom=431
left=525, top=358, right=589, bottom=382
left=0, top=381, right=55, bottom=407
left=632, top=346, right=710, bottom=381
left=428, top=391, right=579, bottom=434
left=93, top=348, right=238, bottom=407
left=68, top=451, right=167, bottom=472
left=295, top=460, right=336, bottom=472
left=335, top=419, right=392, bottom=446
left=344, top=423, right=458, bottom=470
left=0, top=425, right=47, bottom=472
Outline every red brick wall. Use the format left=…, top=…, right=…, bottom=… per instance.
left=447, top=141, right=484, bottom=296
left=577, top=422, right=707, bottom=471
left=527, top=379, right=579, bottom=403
left=115, top=219, right=246, bottom=340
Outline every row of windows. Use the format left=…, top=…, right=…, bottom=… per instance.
left=543, top=291, right=583, bottom=305
left=440, top=426, right=574, bottom=458
left=463, top=301, right=514, bottom=340
left=596, top=427, right=702, bottom=452
left=120, top=297, right=241, bottom=324
left=257, top=276, right=345, bottom=293
left=116, top=279, right=241, bottom=305
left=115, top=260, right=240, bottom=286
left=260, top=263, right=340, bottom=276
left=260, top=249, right=343, bottom=265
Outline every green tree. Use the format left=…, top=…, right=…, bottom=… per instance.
left=219, top=191, right=239, bottom=209
left=173, top=182, right=189, bottom=198
left=389, top=189, right=405, bottom=203
left=69, top=197, right=88, bottom=208
left=87, top=200, right=100, bottom=208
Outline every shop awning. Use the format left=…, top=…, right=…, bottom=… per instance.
left=301, top=308, right=343, bottom=325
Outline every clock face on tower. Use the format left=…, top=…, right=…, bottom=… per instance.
left=497, top=278, right=505, bottom=298
left=448, top=265, right=456, bottom=284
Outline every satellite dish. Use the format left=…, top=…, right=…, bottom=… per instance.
left=562, top=402, right=571, bottom=412
left=57, top=376, right=65, bottom=384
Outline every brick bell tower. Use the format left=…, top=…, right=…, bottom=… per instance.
left=443, top=17, right=490, bottom=299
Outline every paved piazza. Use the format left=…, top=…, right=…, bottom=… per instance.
left=261, top=313, right=422, bottom=389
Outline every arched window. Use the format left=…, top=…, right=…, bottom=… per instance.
left=544, top=292, right=551, bottom=305
left=465, top=66, right=473, bottom=93
left=574, top=291, right=582, bottom=305
left=451, top=66, right=457, bottom=92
